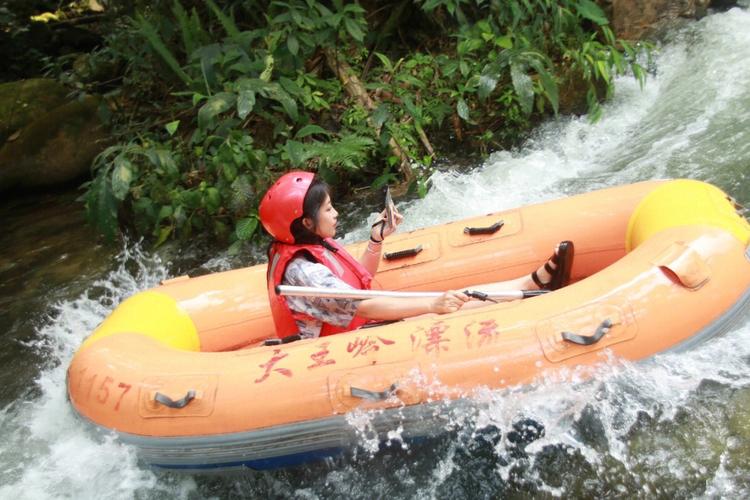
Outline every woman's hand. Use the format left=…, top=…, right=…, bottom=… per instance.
left=370, top=207, right=404, bottom=242
left=356, top=289, right=471, bottom=321
left=430, top=290, right=469, bottom=314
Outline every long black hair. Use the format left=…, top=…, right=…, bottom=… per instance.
left=288, top=178, right=331, bottom=245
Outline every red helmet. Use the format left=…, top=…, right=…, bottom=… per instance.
left=259, top=171, right=314, bottom=243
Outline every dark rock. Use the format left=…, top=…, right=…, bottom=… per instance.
left=0, top=79, right=69, bottom=144
left=557, top=65, right=608, bottom=116
left=709, top=0, right=738, bottom=11
left=0, top=95, right=109, bottom=191
left=506, top=417, right=545, bottom=458
left=573, top=404, right=609, bottom=453
left=610, top=0, right=712, bottom=40
left=72, top=52, right=123, bottom=84
left=727, top=386, right=750, bottom=441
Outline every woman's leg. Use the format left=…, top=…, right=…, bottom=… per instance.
left=460, top=242, right=572, bottom=310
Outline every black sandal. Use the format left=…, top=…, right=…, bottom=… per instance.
left=531, top=241, right=574, bottom=291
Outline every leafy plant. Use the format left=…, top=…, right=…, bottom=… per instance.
left=80, top=0, right=651, bottom=249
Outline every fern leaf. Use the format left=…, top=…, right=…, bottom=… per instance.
left=204, top=0, right=243, bottom=45
left=310, top=135, right=375, bottom=171
left=172, top=1, right=208, bottom=57
left=84, top=167, right=120, bottom=242
left=135, top=14, right=193, bottom=86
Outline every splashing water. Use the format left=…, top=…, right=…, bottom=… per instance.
left=0, top=244, right=197, bottom=499
left=3, top=6, right=750, bottom=499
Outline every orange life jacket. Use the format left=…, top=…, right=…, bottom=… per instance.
left=267, top=239, right=373, bottom=337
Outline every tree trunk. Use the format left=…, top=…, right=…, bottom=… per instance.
left=323, top=47, right=414, bottom=183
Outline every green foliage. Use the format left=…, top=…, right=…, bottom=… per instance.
left=135, top=13, right=194, bottom=86
left=305, top=134, right=376, bottom=171
left=82, top=0, right=651, bottom=248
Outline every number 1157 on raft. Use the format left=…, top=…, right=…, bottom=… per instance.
left=74, top=368, right=132, bottom=411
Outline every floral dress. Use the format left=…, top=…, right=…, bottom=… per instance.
left=283, top=257, right=362, bottom=338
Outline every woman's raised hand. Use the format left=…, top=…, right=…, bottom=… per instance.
left=430, top=290, right=469, bottom=314
left=370, top=207, right=404, bottom=242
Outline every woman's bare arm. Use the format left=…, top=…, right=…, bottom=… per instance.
left=355, top=290, right=469, bottom=320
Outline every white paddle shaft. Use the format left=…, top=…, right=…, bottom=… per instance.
left=276, top=285, right=548, bottom=301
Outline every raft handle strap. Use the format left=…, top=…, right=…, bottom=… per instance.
left=350, top=383, right=398, bottom=401
left=464, top=220, right=504, bottom=235
left=561, top=319, right=613, bottom=346
left=154, top=390, right=196, bottom=409
left=384, top=245, right=423, bottom=261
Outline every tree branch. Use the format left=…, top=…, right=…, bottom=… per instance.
left=323, top=47, right=414, bottom=183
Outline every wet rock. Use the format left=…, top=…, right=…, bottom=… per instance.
left=623, top=386, right=732, bottom=497
left=534, top=443, right=596, bottom=492
left=709, top=0, right=739, bottom=11
left=609, top=0, right=712, bottom=40
left=506, top=417, right=545, bottom=458
left=573, top=404, right=609, bottom=453
left=726, top=386, right=750, bottom=487
left=0, top=95, right=109, bottom=191
left=472, top=423, right=503, bottom=450
left=557, top=65, right=608, bottom=116
left=0, top=78, right=69, bottom=144
left=72, top=52, right=123, bottom=84
left=727, top=386, right=750, bottom=439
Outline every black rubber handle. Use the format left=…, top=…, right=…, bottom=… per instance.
left=464, top=290, right=494, bottom=301
left=561, top=319, right=613, bottom=346
left=463, top=289, right=550, bottom=301
left=154, top=390, right=196, bottom=409
left=384, top=245, right=423, bottom=261
left=464, top=220, right=504, bottom=235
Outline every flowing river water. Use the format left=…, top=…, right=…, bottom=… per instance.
left=2, top=6, right=750, bottom=499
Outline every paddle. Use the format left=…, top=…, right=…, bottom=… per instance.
left=276, top=285, right=549, bottom=301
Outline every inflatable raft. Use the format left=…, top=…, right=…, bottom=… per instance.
left=67, top=179, right=750, bottom=471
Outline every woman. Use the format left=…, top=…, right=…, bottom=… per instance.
left=259, top=171, right=573, bottom=339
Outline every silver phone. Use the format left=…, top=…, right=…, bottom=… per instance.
left=384, top=186, right=395, bottom=231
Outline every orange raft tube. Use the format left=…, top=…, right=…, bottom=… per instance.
left=67, top=179, right=750, bottom=471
